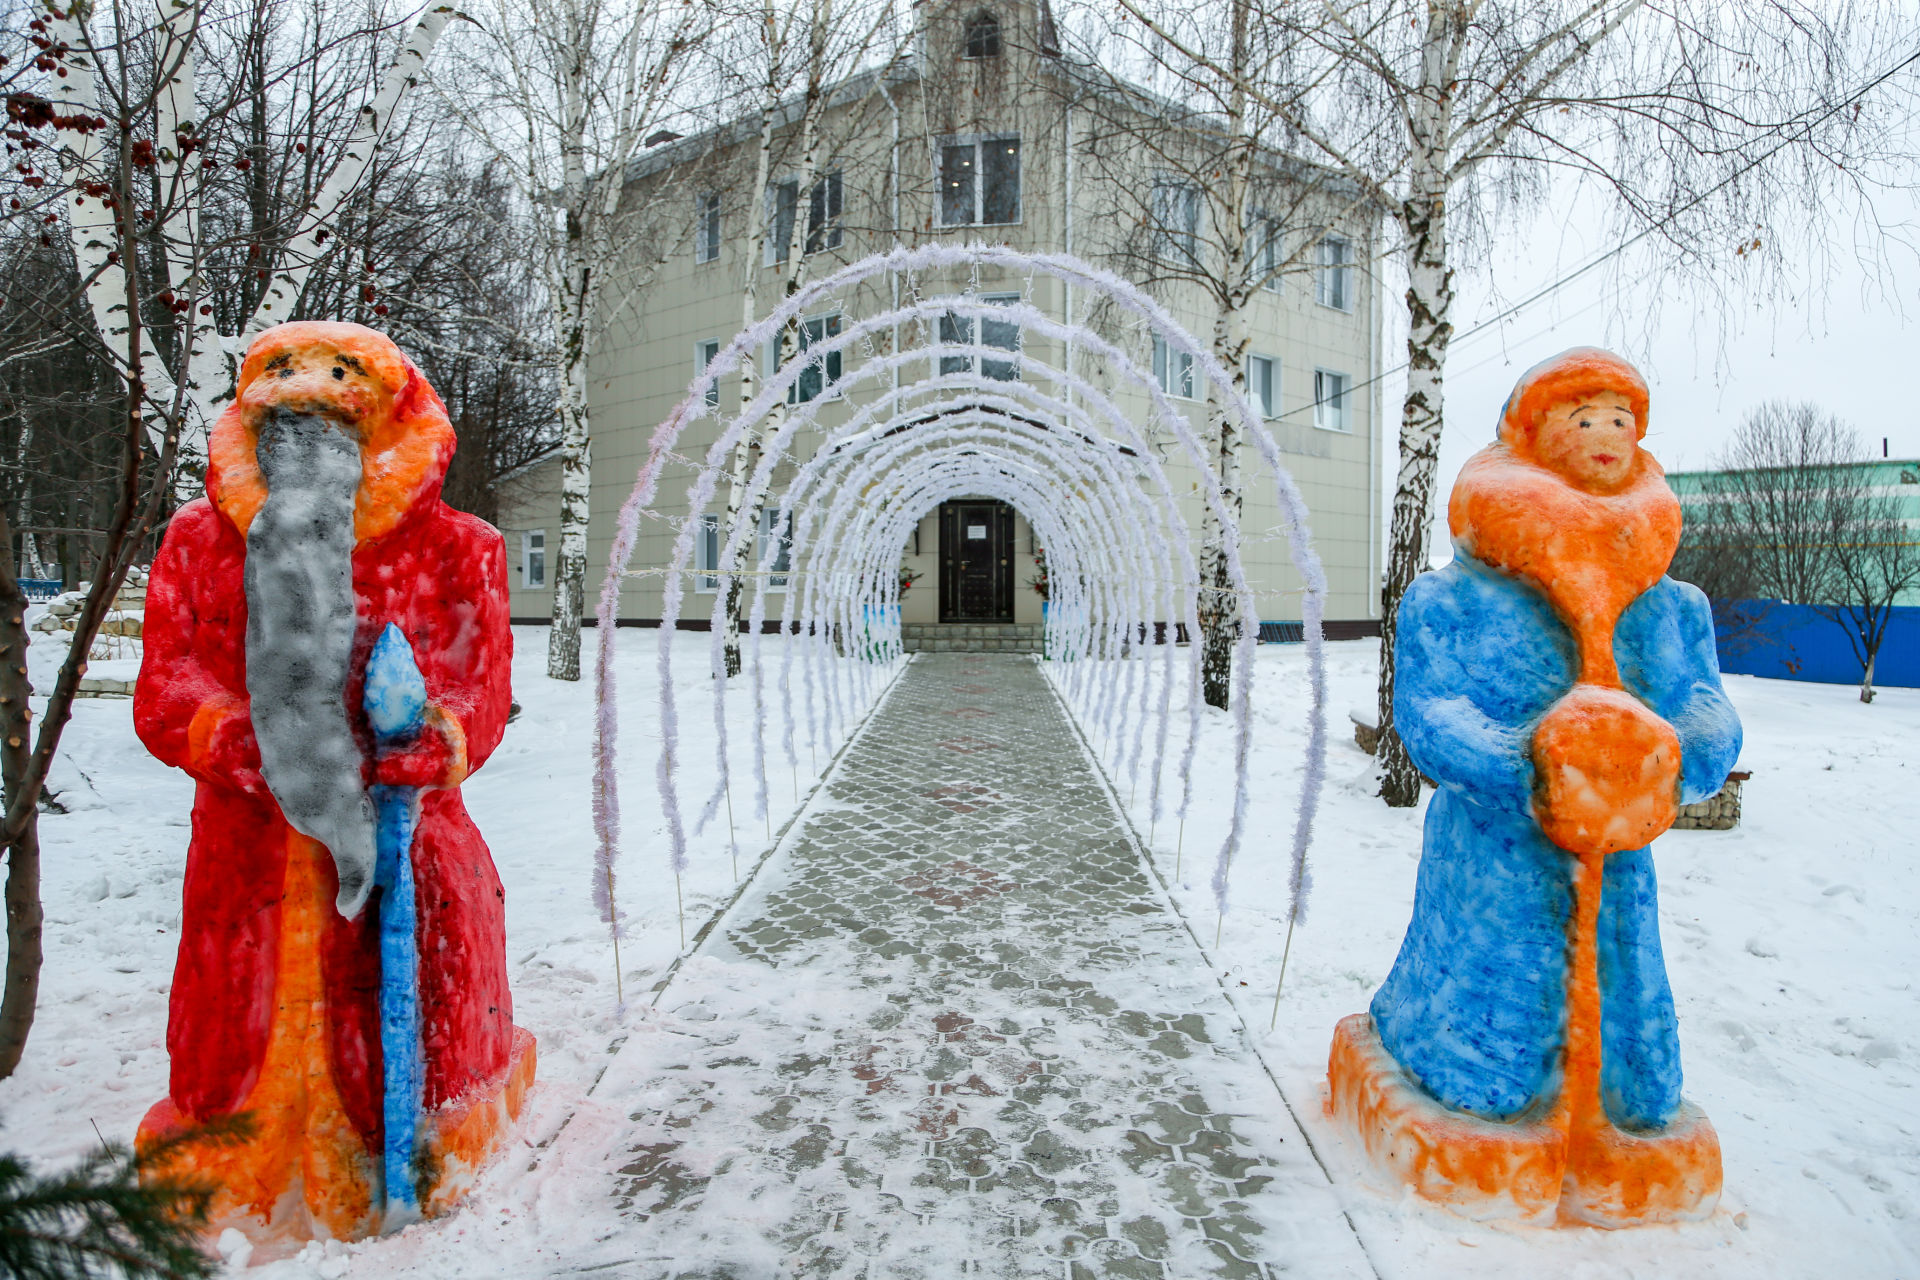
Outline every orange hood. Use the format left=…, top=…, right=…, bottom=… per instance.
left=1449, top=348, right=1679, bottom=687
left=207, top=321, right=456, bottom=544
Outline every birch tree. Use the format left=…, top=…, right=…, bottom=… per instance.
left=1685, top=402, right=1920, bottom=704
left=1067, top=0, right=1362, bottom=708
left=1118, top=0, right=1919, bottom=802
left=0, top=14, right=196, bottom=1075
left=42, top=0, right=459, bottom=476
left=714, top=0, right=901, bottom=677
left=440, top=0, right=703, bottom=682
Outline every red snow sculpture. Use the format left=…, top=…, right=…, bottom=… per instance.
left=133, top=321, right=533, bottom=1244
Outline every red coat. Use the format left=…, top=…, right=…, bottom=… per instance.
left=136, top=410, right=513, bottom=1150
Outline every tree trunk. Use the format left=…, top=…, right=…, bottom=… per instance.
left=724, top=19, right=826, bottom=677
left=1197, top=0, right=1252, bottom=712
left=1374, top=194, right=1452, bottom=806
left=720, top=94, right=778, bottom=680
left=546, top=232, right=594, bottom=682
left=1375, top=9, right=1458, bottom=808
left=0, top=507, right=40, bottom=1080
left=547, top=25, right=597, bottom=684
left=1860, top=646, right=1877, bottom=703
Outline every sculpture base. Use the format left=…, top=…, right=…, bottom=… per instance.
left=1559, top=1094, right=1721, bottom=1228
left=138, top=1026, right=537, bottom=1248
left=1325, top=1014, right=1720, bottom=1227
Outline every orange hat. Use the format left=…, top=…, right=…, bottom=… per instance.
left=1497, top=347, right=1649, bottom=456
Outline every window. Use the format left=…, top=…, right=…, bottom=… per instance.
left=767, top=170, right=843, bottom=263
left=1315, top=235, right=1353, bottom=310
left=1313, top=368, right=1352, bottom=432
left=1152, top=335, right=1198, bottom=400
left=521, top=530, right=546, bottom=589
left=695, top=192, right=721, bottom=263
left=697, top=510, right=790, bottom=592
left=758, top=508, right=792, bottom=590
left=1254, top=215, right=1282, bottom=293
left=695, top=339, right=721, bottom=408
left=1247, top=355, right=1277, bottom=419
left=771, top=313, right=842, bottom=403
left=963, top=9, right=1001, bottom=57
left=1151, top=179, right=1200, bottom=265
left=938, top=294, right=1020, bottom=382
left=695, top=514, right=721, bottom=592
left=939, top=136, right=1021, bottom=226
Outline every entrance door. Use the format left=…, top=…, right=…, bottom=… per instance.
left=939, top=500, right=1015, bottom=623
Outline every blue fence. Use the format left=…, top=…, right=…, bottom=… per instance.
left=1711, top=599, right=1920, bottom=689
left=19, top=579, right=63, bottom=602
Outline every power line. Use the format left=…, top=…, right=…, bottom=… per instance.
left=1267, top=40, right=1920, bottom=428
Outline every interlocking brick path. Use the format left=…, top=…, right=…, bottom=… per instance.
left=572, top=654, right=1371, bottom=1278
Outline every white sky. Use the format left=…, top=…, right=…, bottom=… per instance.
left=1373, top=186, right=1920, bottom=560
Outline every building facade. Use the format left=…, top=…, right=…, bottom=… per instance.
left=501, top=1, right=1387, bottom=638
left=1668, top=457, right=1920, bottom=606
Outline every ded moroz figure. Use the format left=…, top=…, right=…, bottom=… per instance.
left=1326, top=347, right=1741, bottom=1227
left=132, top=321, right=535, bottom=1246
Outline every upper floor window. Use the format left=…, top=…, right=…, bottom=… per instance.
left=695, top=338, right=721, bottom=408
left=1315, top=235, right=1353, bottom=311
left=770, top=313, right=843, bottom=403
left=938, top=294, right=1020, bottom=382
left=1152, top=335, right=1198, bottom=400
left=1247, top=354, right=1278, bottom=419
left=768, top=170, right=843, bottom=264
left=940, top=136, right=1020, bottom=226
left=1151, top=179, right=1200, bottom=265
left=964, top=10, right=1001, bottom=58
left=1313, top=367, right=1352, bottom=432
left=695, top=192, right=721, bottom=263
left=1254, top=214, right=1282, bottom=293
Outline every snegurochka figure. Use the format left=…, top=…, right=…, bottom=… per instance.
left=1327, top=347, right=1741, bottom=1227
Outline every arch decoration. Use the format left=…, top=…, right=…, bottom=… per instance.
left=591, top=246, right=1331, bottom=966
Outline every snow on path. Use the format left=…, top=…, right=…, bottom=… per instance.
left=333, top=652, right=1374, bottom=1277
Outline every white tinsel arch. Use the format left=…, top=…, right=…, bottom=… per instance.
left=592, top=246, right=1330, bottom=962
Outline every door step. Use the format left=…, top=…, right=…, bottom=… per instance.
left=901, top=623, right=1043, bottom=653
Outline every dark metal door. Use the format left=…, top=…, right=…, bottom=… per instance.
left=939, top=500, right=1015, bottom=622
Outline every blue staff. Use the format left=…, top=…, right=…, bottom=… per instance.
left=364, top=623, right=429, bottom=1225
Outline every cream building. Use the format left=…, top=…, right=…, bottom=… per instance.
left=501, top=0, right=1385, bottom=646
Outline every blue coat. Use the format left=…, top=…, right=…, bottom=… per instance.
left=1371, top=554, right=1741, bottom=1131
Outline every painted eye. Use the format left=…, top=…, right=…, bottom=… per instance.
left=332, top=367, right=346, bottom=381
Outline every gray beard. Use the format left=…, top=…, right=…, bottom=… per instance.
left=244, top=408, right=378, bottom=918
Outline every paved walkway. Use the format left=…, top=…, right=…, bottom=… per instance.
left=555, top=654, right=1371, bottom=1278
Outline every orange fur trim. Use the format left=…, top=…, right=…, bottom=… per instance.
left=425, top=705, right=470, bottom=788
left=1448, top=445, right=1679, bottom=686
left=1326, top=1013, right=1566, bottom=1225
left=422, top=1028, right=537, bottom=1219
left=207, top=322, right=455, bottom=543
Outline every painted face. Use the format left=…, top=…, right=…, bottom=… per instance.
left=239, top=342, right=395, bottom=440
left=1532, top=391, right=1638, bottom=492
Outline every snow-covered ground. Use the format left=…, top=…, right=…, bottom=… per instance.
left=2, top=624, right=1914, bottom=1278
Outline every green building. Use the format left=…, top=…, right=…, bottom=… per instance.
left=1667, top=457, right=1920, bottom=607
